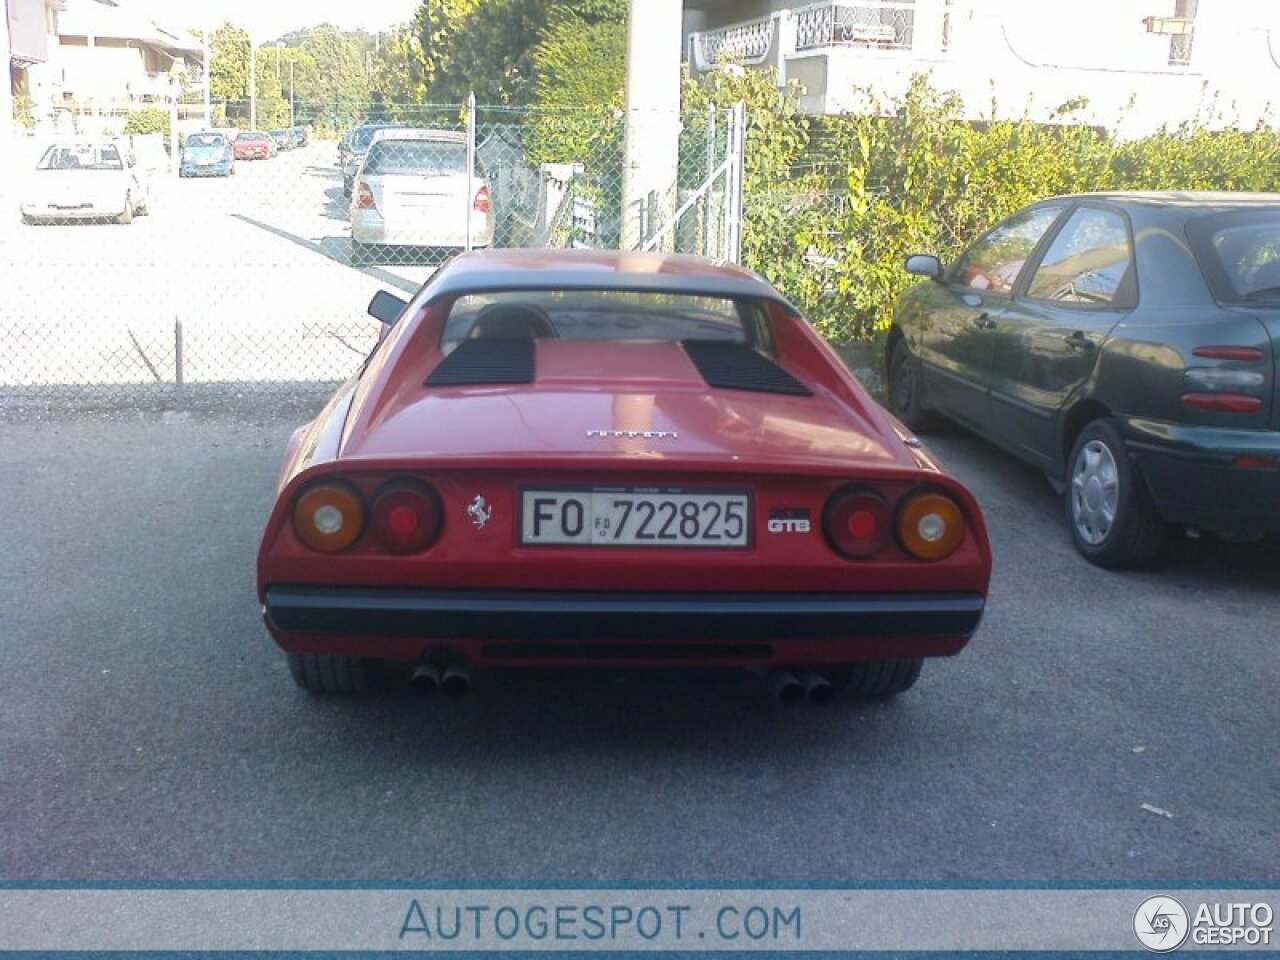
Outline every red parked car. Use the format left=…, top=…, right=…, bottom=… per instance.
left=233, top=131, right=273, bottom=161
left=257, top=250, right=992, bottom=703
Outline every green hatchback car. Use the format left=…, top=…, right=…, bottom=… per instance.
left=888, top=192, right=1280, bottom=569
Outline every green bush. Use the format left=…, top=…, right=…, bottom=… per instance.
left=123, top=107, right=172, bottom=150
left=13, top=94, right=35, bottom=129
left=683, top=71, right=1280, bottom=343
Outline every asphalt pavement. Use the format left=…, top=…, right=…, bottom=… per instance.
left=1, top=409, right=1276, bottom=882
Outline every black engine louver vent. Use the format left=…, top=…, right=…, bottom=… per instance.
left=682, top=340, right=812, bottom=396
left=425, top=338, right=535, bottom=387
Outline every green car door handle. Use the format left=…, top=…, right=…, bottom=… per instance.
left=972, top=312, right=996, bottom=330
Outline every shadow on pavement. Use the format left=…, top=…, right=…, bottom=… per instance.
left=231, top=212, right=419, bottom=295
left=926, top=421, right=1280, bottom=591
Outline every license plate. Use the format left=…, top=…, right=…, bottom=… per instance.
left=521, top=489, right=750, bottom=548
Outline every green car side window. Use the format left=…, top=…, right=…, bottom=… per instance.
left=951, top=205, right=1065, bottom=295
left=1026, top=207, right=1133, bottom=306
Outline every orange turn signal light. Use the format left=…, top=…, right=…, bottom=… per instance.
left=292, top=481, right=366, bottom=553
left=896, top=491, right=965, bottom=561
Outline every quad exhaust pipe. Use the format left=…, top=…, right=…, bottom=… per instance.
left=411, top=662, right=472, bottom=698
left=768, top=669, right=835, bottom=705
left=441, top=664, right=471, bottom=698
left=410, top=664, right=441, bottom=697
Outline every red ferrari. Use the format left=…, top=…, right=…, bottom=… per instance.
left=257, top=250, right=991, bottom=703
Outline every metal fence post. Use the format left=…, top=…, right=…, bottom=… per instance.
left=725, top=101, right=747, bottom=263
left=466, top=91, right=477, bottom=253
left=174, top=318, right=184, bottom=404
left=703, top=103, right=717, bottom=257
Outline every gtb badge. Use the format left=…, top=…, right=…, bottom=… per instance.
left=467, top=495, right=493, bottom=530
left=768, top=508, right=811, bottom=534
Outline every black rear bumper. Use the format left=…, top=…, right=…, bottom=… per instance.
left=264, top=587, right=986, bottom=643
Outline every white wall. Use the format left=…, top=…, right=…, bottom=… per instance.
left=794, top=0, right=1280, bottom=136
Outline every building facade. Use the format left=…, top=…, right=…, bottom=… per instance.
left=11, top=0, right=205, bottom=133
left=685, top=0, right=1280, bottom=136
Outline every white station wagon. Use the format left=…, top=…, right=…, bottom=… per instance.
left=349, top=128, right=493, bottom=264
left=21, top=140, right=149, bottom=225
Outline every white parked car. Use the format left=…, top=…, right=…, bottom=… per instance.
left=21, top=140, right=149, bottom=225
left=349, top=129, right=493, bottom=263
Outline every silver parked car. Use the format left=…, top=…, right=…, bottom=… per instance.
left=349, top=129, right=493, bottom=264
left=21, top=140, right=149, bottom=225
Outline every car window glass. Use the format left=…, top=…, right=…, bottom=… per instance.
left=186, top=134, right=223, bottom=148
left=1026, top=207, right=1133, bottom=305
left=365, top=140, right=468, bottom=176
left=952, top=205, right=1064, bottom=294
left=38, top=144, right=124, bottom=171
left=1204, top=219, right=1280, bottom=300
left=441, top=291, right=763, bottom=352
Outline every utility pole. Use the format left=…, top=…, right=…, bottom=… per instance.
left=202, top=23, right=211, bottom=127
left=275, top=41, right=281, bottom=79
left=249, top=37, right=256, bottom=130
left=620, top=0, right=682, bottom=251
left=288, top=59, right=294, bottom=127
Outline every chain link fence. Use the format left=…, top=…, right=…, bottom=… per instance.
left=0, top=101, right=741, bottom=412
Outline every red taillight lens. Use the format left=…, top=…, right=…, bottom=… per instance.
left=292, top=481, right=365, bottom=553
left=1192, top=346, right=1264, bottom=362
left=370, top=480, right=443, bottom=554
left=1180, top=392, right=1263, bottom=413
left=896, top=491, right=966, bottom=561
left=357, top=182, right=375, bottom=210
left=473, top=185, right=490, bottom=214
left=823, top=487, right=891, bottom=559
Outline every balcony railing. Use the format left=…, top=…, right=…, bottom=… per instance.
left=794, top=1, right=916, bottom=52
left=692, top=15, right=777, bottom=70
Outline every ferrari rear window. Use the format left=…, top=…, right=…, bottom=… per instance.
left=441, top=290, right=767, bottom=351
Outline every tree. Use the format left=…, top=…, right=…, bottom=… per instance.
left=254, top=46, right=291, bottom=128
left=296, top=25, right=370, bottom=127
left=369, top=23, right=430, bottom=117
left=209, top=22, right=250, bottom=105
left=523, top=6, right=627, bottom=165
left=411, top=0, right=626, bottom=106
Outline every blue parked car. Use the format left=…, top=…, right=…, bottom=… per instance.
left=180, top=132, right=234, bottom=178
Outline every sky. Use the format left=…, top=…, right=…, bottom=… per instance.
left=154, top=0, right=423, bottom=40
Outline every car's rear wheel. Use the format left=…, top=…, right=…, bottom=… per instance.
left=828, top=658, right=924, bottom=700
left=887, top=338, right=941, bottom=433
left=287, top=652, right=375, bottom=694
left=1066, top=419, right=1166, bottom=569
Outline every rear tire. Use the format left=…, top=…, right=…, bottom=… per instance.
left=828, top=658, right=924, bottom=701
left=287, top=652, right=375, bottom=694
left=887, top=338, right=942, bottom=433
left=1066, top=419, right=1166, bottom=569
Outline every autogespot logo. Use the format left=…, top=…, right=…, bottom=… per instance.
left=1134, top=896, right=1191, bottom=953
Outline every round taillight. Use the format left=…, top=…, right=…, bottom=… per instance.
left=896, top=491, right=965, bottom=561
left=823, top=487, right=891, bottom=559
left=293, top=481, right=365, bottom=553
left=371, top=480, right=443, bottom=554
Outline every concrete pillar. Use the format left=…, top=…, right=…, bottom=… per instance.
left=620, top=0, right=682, bottom=251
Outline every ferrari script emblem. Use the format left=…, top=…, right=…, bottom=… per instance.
left=467, top=495, right=493, bottom=530
left=586, top=429, right=678, bottom=440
